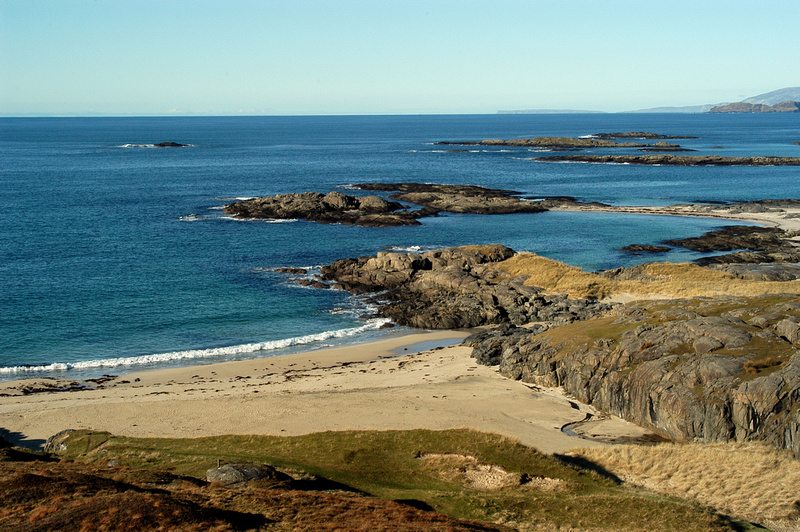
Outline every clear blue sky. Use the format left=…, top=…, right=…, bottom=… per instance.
left=2, top=0, right=798, bottom=116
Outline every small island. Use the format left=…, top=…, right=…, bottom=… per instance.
left=534, top=154, right=800, bottom=166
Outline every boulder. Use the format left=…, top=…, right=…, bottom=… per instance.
left=206, top=464, right=292, bottom=487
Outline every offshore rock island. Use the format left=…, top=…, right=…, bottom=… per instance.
left=223, top=184, right=570, bottom=226
left=534, top=154, right=800, bottom=166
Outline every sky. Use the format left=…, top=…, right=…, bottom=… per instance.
left=1, top=0, right=798, bottom=116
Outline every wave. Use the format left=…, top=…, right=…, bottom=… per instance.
left=383, top=245, right=440, bottom=253
left=220, top=216, right=298, bottom=223
left=0, top=319, right=393, bottom=376
left=216, top=197, right=257, bottom=201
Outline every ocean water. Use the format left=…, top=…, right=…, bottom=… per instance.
left=1, top=113, right=798, bottom=380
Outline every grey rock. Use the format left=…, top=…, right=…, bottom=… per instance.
left=44, top=429, right=76, bottom=454
left=469, top=295, right=800, bottom=456
left=206, top=463, right=292, bottom=487
left=320, top=245, right=615, bottom=329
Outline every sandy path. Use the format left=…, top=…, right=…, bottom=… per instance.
left=0, top=331, right=651, bottom=454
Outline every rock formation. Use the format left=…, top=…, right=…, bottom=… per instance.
left=355, top=183, right=548, bottom=215
left=224, top=191, right=426, bottom=226
left=319, top=245, right=614, bottom=329
left=534, top=154, right=800, bottom=166
left=593, top=132, right=698, bottom=140
left=468, top=295, right=800, bottom=456
left=153, top=141, right=191, bottom=147
left=435, top=137, right=651, bottom=149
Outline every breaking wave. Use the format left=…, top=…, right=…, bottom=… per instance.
left=0, top=319, right=392, bottom=376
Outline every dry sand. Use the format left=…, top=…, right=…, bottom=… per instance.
left=0, top=330, right=653, bottom=454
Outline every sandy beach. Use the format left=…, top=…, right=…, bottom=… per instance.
left=0, top=330, right=653, bottom=454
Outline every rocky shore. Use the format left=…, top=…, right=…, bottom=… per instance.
left=223, top=190, right=429, bottom=226
left=319, top=244, right=614, bottom=329
left=223, top=184, right=566, bottom=225
left=312, top=235, right=800, bottom=455
left=468, top=295, right=800, bottom=456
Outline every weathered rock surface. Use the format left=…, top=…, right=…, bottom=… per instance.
left=355, top=183, right=548, bottom=214
left=319, top=245, right=615, bottom=329
left=619, top=244, right=671, bottom=254
left=206, top=463, right=293, bottom=487
left=224, top=191, right=425, bottom=226
left=663, top=225, right=800, bottom=268
left=468, top=295, right=800, bottom=455
left=44, top=429, right=76, bottom=454
left=534, top=154, right=800, bottom=166
left=665, top=225, right=790, bottom=253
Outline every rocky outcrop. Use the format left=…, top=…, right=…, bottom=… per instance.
left=593, top=132, right=699, bottom=140
left=663, top=225, right=800, bottom=266
left=153, top=141, right=191, bottom=147
left=224, top=191, right=427, bottom=227
left=619, top=244, right=671, bottom=254
left=206, top=463, right=292, bottom=487
left=708, top=101, right=800, bottom=113
left=468, top=295, right=800, bottom=455
left=355, top=183, right=548, bottom=215
left=319, top=245, right=615, bottom=329
left=435, top=137, right=651, bottom=149
left=534, top=154, right=800, bottom=166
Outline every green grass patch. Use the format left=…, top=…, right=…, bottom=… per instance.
left=55, top=428, right=753, bottom=531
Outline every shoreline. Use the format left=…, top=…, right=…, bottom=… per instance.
left=0, top=329, right=654, bottom=454
left=549, top=200, right=800, bottom=232
left=4, top=200, right=798, bottom=455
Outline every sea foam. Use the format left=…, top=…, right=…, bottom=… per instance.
left=0, top=319, right=392, bottom=376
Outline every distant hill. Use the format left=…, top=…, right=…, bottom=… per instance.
left=743, top=87, right=800, bottom=105
left=709, top=100, right=800, bottom=113
left=627, top=104, right=719, bottom=114
left=629, top=87, right=800, bottom=114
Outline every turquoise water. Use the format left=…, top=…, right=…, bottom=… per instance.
left=1, top=113, right=798, bottom=379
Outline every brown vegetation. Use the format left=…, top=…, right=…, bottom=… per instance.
left=571, top=442, right=800, bottom=531
left=496, top=252, right=800, bottom=300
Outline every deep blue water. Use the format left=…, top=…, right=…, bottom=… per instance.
left=1, top=113, right=798, bottom=379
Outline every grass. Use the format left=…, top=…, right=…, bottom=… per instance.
left=51, top=428, right=753, bottom=531
left=495, top=253, right=800, bottom=300
left=572, top=441, right=800, bottom=531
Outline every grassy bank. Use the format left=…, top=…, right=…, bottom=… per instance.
left=38, top=428, right=760, bottom=531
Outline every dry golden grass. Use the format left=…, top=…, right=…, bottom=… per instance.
left=497, top=253, right=800, bottom=299
left=571, top=442, right=800, bottom=530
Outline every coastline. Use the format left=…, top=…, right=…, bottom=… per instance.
left=549, top=200, right=800, bottom=232
left=0, top=329, right=653, bottom=454
left=3, top=200, right=798, bottom=455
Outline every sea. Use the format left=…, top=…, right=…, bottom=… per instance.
left=1, top=113, right=799, bottom=381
